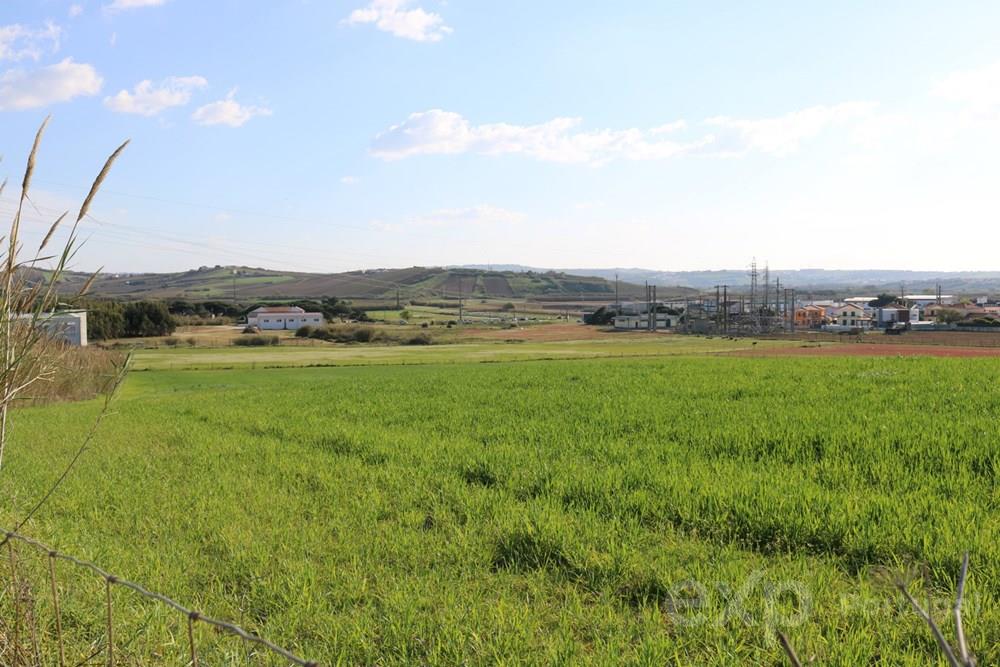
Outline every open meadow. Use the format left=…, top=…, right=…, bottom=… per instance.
left=1, top=336, right=997, bottom=664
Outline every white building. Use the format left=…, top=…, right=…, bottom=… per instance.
left=43, top=311, right=88, bottom=346
left=828, top=304, right=873, bottom=329
left=21, top=311, right=88, bottom=346
left=613, top=314, right=682, bottom=330
left=247, top=306, right=324, bottom=330
left=904, top=294, right=956, bottom=307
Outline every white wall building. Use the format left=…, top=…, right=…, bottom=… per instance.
left=41, top=311, right=88, bottom=346
left=247, top=306, right=324, bottom=330
left=613, top=314, right=682, bottom=330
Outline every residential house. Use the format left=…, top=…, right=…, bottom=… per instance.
left=829, top=304, right=872, bottom=329
left=793, top=305, right=826, bottom=328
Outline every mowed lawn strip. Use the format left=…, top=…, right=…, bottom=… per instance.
left=2, top=356, right=997, bottom=664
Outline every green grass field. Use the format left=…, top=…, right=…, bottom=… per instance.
left=129, top=336, right=797, bottom=371
left=2, top=348, right=997, bottom=664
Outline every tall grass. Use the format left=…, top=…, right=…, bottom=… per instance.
left=0, top=117, right=128, bottom=468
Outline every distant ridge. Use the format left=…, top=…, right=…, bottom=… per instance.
left=462, top=265, right=1000, bottom=293
left=49, top=265, right=696, bottom=302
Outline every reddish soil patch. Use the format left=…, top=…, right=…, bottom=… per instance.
left=733, top=343, right=1000, bottom=358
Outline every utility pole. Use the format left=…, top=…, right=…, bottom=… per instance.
left=652, top=285, right=658, bottom=331
left=775, top=277, right=781, bottom=329
left=715, top=285, right=721, bottom=333
left=790, top=289, right=796, bottom=332
left=396, top=285, right=401, bottom=310
left=723, top=285, right=728, bottom=334
left=458, top=278, right=464, bottom=323
left=232, top=269, right=238, bottom=305
left=615, top=273, right=620, bottom=311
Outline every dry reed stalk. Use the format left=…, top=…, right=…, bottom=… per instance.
left=0, top=119, right=128, bottom=469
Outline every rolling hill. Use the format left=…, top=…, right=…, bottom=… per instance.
left=50, top=266, right=696, bottom=302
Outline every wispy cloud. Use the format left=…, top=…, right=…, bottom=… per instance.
left=104, top=75, right=207, bottom=116
left=933, top=61, right=1000, bottom=116
left=105, top=0, right=170, bottom=12
left=344, top=0, right=452, bottom=42
left=69, top=4, right=84, bottom=18
left=340, top=176, right=360, bottom=185
left=371, top=205, right=524, bottom=232
left=371, top=104, right=877, bottom=165
left=0, top=58, right=102, bottom=111
left=191, top=89, right=271, bottom=127
left=0, top=22, right=62, bottom=62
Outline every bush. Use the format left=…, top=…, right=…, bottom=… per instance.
left=295, top=325, right=314, bottom=338
left=162, top=337, right=180, bottom=347
left=242, top=325, right=260, bottom=334
left=405, top=333, right=433, bottom=346
left=233, top=335, right=280, bottom=346
left=352, top=327, right=376, bottom=343
left=123, top=301, right=176, bottom=337
left=307, top=325, right=382, bottom=344
left=185, top=337, right=197, bottom=347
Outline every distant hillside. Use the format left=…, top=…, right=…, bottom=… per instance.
left=464, top=265, right=1000, bottom=294
left=52, top=266, right=696, bottom=302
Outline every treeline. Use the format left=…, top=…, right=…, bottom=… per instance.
left=83, top=295, right=372, bottom=341
left=85, top=301, right=177, bottom=340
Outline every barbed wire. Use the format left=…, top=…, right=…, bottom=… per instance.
left=3, top=530, right=319, bottom=667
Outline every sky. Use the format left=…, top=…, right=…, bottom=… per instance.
left=3, top=1, right=1000, bottom=274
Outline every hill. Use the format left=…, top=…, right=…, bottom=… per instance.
left=52, top=266, right=695, bottom=302
left=464, top=265, right=1000, bottom=294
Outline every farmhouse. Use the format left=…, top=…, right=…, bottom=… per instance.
left=247, top=306, right=324, bottom=330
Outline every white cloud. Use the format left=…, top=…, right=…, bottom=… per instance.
left=105, top=0, right=169, bottom=11
left=702, top=102, right=877, bottom=157
left=372, top=204, right=524, bottom=232
left=340, top=176, right=360, bottom=185
left=191, top=89, right=271, bottom=127
left=371, top=110, right=701, bottom=164
left=104, top=75, right=207, bottom=116
left=409, top=205, right=525, bottom=227
left=372, top=104, right=877, bottom=165
left=933, top=61, right=1000, bottom=115
left=344, top=0, right=452, bottom=42
left=0, top=22, right=62, bottom=62
left=0, top=58, right=102, bottom=111
left=69, top=4, right=84, bottom=18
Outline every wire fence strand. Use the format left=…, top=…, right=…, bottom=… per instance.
left=3, top=530, right=318, bottom=666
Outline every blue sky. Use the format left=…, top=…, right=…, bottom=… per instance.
left=2, top=1, right=1000, bottom=273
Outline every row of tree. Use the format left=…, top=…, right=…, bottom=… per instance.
left=84, top=301, right=177, bottom=340
left=83, top=296, right=372, bottom=340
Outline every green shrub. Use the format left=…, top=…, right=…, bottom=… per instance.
left=296, top=325, right=314, bottom=338
left=404, top=333, right=433, bottom=346
left=233, top=335, right=280, bottom=347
